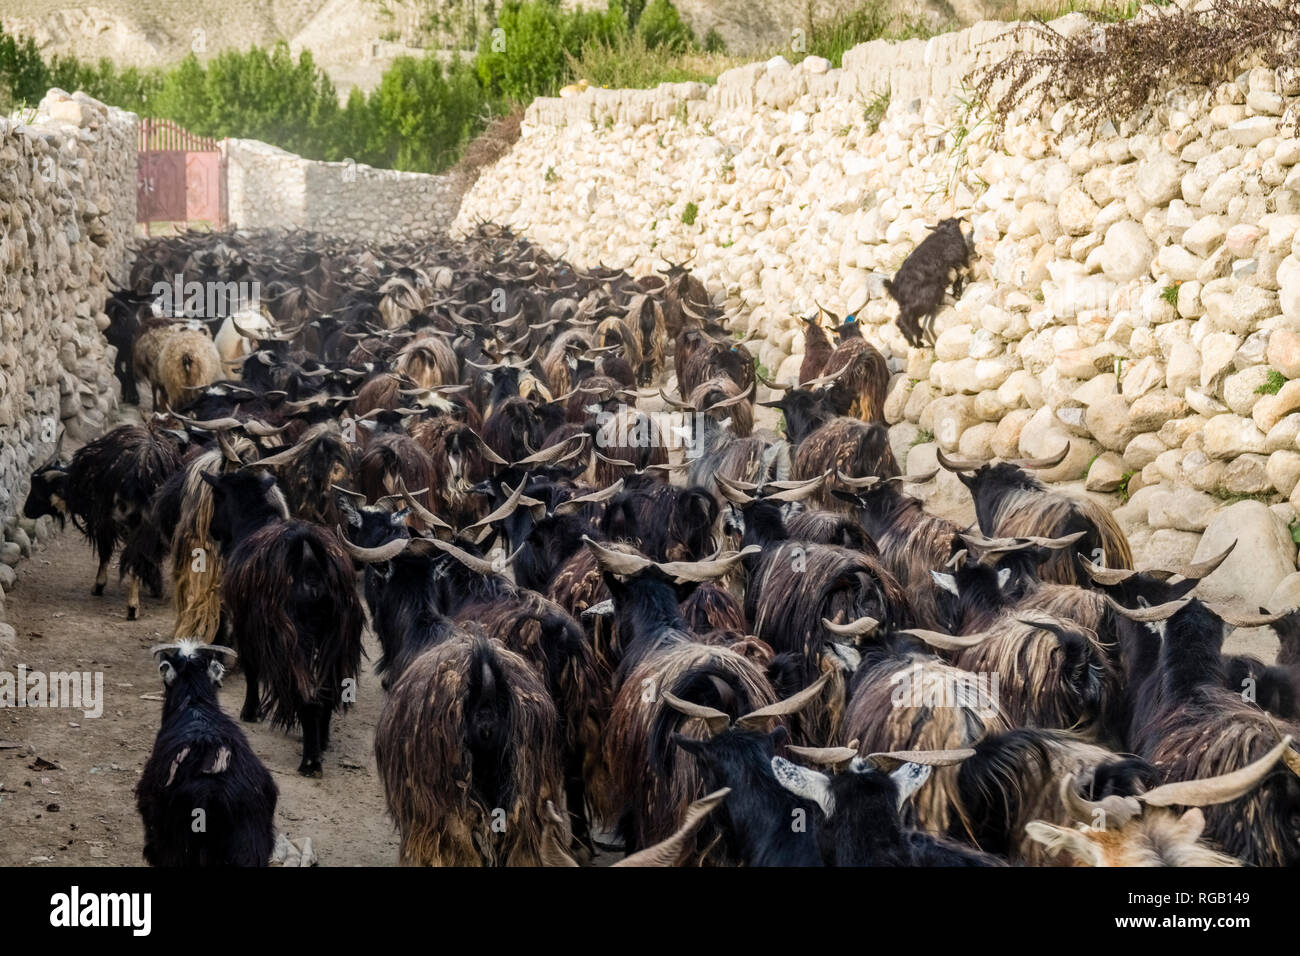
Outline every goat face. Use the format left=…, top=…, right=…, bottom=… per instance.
left=201, top=469, right=288, bottom=548
left=23, top=464, right=68, bottom=525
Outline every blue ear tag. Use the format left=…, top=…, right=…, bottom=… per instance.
left=845, top=314, right=857, bottom=324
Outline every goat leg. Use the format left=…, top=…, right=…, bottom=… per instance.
left=298, top=703, right=323, bottom=777
left=126, top=572, right=140, bottom=621
left=240, top=656, right=261, bottom=723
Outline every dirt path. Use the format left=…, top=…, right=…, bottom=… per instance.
left=0, top=531, right=399, bottom=866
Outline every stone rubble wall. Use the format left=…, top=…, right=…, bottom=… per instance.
left=0, top=89, right=138, bottom=654
left=454, top=12, right=1300, bottom=607
left=226, top=138, right=463, bottom=243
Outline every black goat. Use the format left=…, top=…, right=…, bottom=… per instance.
left=884, top=218, right=972, bottom=348
left=135, top=641, right=277, bottom=866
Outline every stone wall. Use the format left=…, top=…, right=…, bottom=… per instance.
left=0, top=88, right=138, bottom=654
left=454, top=11, right=1300, bottom=595
left=226, top=138, right=464, bottom=243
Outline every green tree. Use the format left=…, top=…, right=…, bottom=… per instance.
left=636, top=0, right=694, bottom=52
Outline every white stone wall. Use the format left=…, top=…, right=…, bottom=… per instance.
left=0, top=88, right=137, bottom=643
left=226, top=138, right=464, bottom=243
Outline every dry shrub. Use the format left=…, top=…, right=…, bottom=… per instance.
left=449, top=106, right=525, bottom=185
left=968, top=0, right=1300, bottom=138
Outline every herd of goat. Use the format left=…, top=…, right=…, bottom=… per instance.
left=16, top=222, right=1300, bottom=867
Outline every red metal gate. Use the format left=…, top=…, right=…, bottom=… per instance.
left=137, top=119, right=226, bottom=230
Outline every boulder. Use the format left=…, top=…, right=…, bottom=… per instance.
left=1193, top=501, right=1297, bottom=606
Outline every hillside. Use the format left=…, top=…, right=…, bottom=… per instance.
left=0, top=0, right=1031, bottom=95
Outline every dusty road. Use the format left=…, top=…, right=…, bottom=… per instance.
left=0, top=530, right=399, bottom=866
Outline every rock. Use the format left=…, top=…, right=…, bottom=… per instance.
left=1100, top=220, right=1153, bottom=281
left=1147, top=487, right=1220, bottom=532
left=1128, top=390, right=1188, bottom=432
left=1123, top=432, right=1167, bottom=470
left=1059, top=183, right=1101, bottom=236
left=1085, top=452, right=1127, bottom=492
left=0, top=564, right=14, bottom=591
left=1135, top=152, right=1184, bottom=206
left=1158, top=244, right=1205, bottom=280
left=0, top=622, right=14, bottom=669
left=1194, top=501, right=1297, bottom=606
left=1134, top=528, right=1203, bottom=573
left=1085, top=393, right=1135, bottom=451
left=1018, top=407, right=1101, bottom=483
left=889, top=422, right=922, bottom=466
left=1268, top=329, right=1300, bottom=378
left=1200, top=332, right=1243, bottom=388
left=1203, top=414, right=1268, bottom=458
left=1165, top=341, right=1201, bottom=393
left=1183, top=216, right=1226, bottom=257
left=0, top=543, right=19, bottom=567
left=1223, top=366, right=1276, bottom=416
left=1267, top=412, right=1300, bottom=450
left=1268, top=449, right=1300, bottom=496
left=1120, top=355, right=1164, bottom=401
left=929, top=396, right=979, bottom=451
left=1252, top=379, right=1300, bottom=432
left=992, top=409, right=1033, bottom=459
left=1221, top=454, right=1272, bottom=494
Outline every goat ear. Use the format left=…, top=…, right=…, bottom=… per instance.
left=207, top=658, right=226, bottom=685
left=1172, top=807, right=1207, bottom=843
left=158, top=660, right=176, bottom=685
left=200, top=472, right=221, bottom=493
left=1024, top=821, right=1105, bottom=866
left=889, top=762, right=932, bottom=809
left=996, top=567, right=1012, bottom=591
left=768, top=725, right=789, bottom=749
left=258, top=471, right=276, bottom=491
left=671, top=733, right=708, bottom=758
left=930, top=571, right=959, bottom=596
left=770, top=756, right=834, bottom=816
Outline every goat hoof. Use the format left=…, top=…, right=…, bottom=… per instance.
left=239, top=708, right=259, bottom=723
left=92, top=585, right=105, bottom=596
left=298, top=760, right=322, bottom=778
left=126, top=607, right=138, bottom=621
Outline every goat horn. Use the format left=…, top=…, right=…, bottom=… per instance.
left=661, top=692, right=732, bottom=736
left=1058, top=773, right=1143, bottom=827
left=552, top=479, right=625, bottom=515
left=512, top=433, right=589, bottom=467
left=339, top=532, right=410, bottom=563
left=657, top=546, right=761, bottom=583
left=756, top=371, right=795, bottom=392
left=1175, top=541, right=1237, bottom=581
left=659, top=388, right=695, bottom=411
left=252, top=445, right=303, bottom=468
left=800, top=363, right=852, bottom=389
left=899, top=627, right=994, bottom=651
left=539, top=803, right=580, bottom=868
left=702, top=382, right=756, bottom=413
left=1204, top=603, right=1298, bottom=629
left=821, top=616, right=880, bottom=637
left=1077, top=553, right=1137, bottom=585
left=735, top=671, right=833, bottom=730
left=713, top=473, right=756, bottom=506
left=1010, top=443, right=1071, bottom=469
left=865, top=748, right=976, bottom=770
left=886, top=469, right=939, bottom=485
left=331, top=483, right=368, bottom=503
left=396, top=481, right=454, bottom=532
left=216, top=429, right=243, bottom=465
left=583, top=535, right=655, bottom=576
left=1104, top=596, right=1193, bottom=622
left=834, top=471, right=880, bottom=490
left=762, top=472, right=830, bottom=503
left=464, top=480, right=546, bottom=534
left=408, top=536, right=500, bottom=576
left=612, top=789, right=731, bottom=867
left=936, top=448, right=984, bottom=471
left=1140, top=736, right=1296, bottom=809
left=785, top=745, right=859, bottom=769
left=468, top=432, right=509, bottom=466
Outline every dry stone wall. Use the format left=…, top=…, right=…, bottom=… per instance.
left=226, top=138, right=463, bottom=243
left=0, top=88, right=137, bottom=653
left=456, top=11, right=1300, bottom=609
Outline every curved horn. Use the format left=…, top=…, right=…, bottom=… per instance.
left=713, top=473, right=756, bottom=506
left=1173, top=541, right=1236, bottom=581
left=1010, top=443, right=1071, bottom=469
left=396, top=481, right=453, bottom=532
left=612, top=788, right=731, bottom=867
left=339, top=532, right=411, bottom=564
left=936, top=448, right=985, bottom=471
left=1105, top=596, right=1193, bottom=622
left=661, top=692, right=731, bottom=736
left=552, top=479, right=625, bottom=515
left=899, top=627, right=994, bottom=651
left=834, top=471, right=881, bottom=491
left=1204, top=604, right=1298, bottom=629
left=1058, top=773, right=1143, bottom=827
left=762, top=472, right=830, bottom=503
left=734, top=671, right=833, bottom=730
left=1077, top=553, right=1138, bottom=585
left=583, top=535, right=655, bottom=576
left=821, top=616, right=880, bottom=637
left=784, top=745, right=859, bottom=770
left=865, top=748, right=976, bottom=770
left=656, top=546, right=761, bottom=583
left=1139, top=736, right=1295, bottom=809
